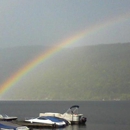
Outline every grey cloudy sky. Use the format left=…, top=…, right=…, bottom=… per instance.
left=0, top=0, right=130, bottom=48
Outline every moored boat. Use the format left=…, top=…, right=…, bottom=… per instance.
left=0, top=114, right=17, bottom=121
left=0, top=121, right=29, bottom=130
left=39, top=105, right=87, bottom=124
left=25, top=116, right=67, bottom=128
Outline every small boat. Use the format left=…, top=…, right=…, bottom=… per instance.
left=39, top=105, right=87, bottom=124
left=25, top=116, right=66, bottom=127
left=0, top=114, right=17, bottom=121
left=0, top=121, right=29, bottom=130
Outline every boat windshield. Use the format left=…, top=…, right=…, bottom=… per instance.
left=65, top=105, right=79, bottom=114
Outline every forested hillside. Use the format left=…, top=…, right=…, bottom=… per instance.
left=0, top=43, right=130, bottom=100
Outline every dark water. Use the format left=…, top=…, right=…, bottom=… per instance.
left=0, top=101, right=130, bottom=130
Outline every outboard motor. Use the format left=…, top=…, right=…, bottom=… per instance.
left=80, top=116, right=87, bottom=124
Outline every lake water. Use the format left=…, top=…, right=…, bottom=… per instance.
left=0, top=101, right=130, bottom=130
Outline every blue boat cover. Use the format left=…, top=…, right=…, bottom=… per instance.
left=0, top=123, right=16, bottom=130
left=45, top=116, right=63, bottom=122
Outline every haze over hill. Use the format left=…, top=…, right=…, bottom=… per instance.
left=0, top=43, right=130, bottom=100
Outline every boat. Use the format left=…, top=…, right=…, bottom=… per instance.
left=39, top=105, right=87, bottom=124
left=25, top=116, right=67, bottom=127
left=0, top=114, right=17, bottom=121
left=0, top=121, right=29, bottom=130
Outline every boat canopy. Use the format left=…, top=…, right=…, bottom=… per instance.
left=70, top=105, right=79, bottom=109
left=65, top=105, right=80, bottom=114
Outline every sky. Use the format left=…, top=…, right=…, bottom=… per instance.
left=0, top=0, right=130, bottom=48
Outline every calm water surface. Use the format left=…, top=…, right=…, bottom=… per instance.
left=0, top=101, right=130, bottom=130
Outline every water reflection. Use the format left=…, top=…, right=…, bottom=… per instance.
left=55, top=124, right=87, bottom=130
left=68, top=125, right=86, bottom=130
left=32, top=124, right=87, bottom=130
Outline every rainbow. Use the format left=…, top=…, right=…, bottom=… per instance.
left=0, top=12, right=130, bottom=98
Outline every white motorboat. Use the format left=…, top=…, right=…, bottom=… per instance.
left=25, top=116, right=66, bottom=127
left=0, top=114, right=17, bottom=121
left=39, top=105, right=87, bottom=124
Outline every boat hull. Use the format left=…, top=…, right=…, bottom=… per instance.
left=25, top=116, right=66, bottom=128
